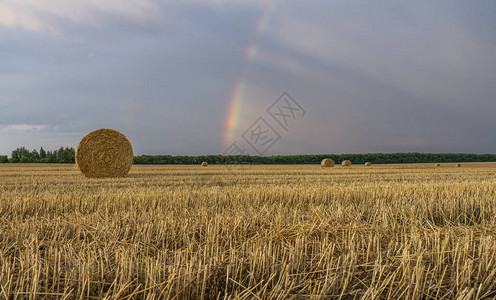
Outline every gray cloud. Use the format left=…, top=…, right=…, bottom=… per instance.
left=1, top=0, right=495, bottom=155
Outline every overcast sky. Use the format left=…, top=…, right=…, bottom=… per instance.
left=1, top=0, right=495, bottom=155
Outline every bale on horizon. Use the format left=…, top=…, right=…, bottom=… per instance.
left=456, top=163, right=462, bottom=167
left=202, top=161, right=208, bottom=167
left=321, top=158, right=335, bottom=168
left=435, top=163, right=441, bottom=167
left=365, top=162, right=372, bottom=166
left=76, top=128, right=134, bottom=178
left=342, top=160, right=352, bottom=167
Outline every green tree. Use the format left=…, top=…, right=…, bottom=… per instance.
left=31, top=149, right=40, bottom=161
left=11, top=147, right=30, bottom=163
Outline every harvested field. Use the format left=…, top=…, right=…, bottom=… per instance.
left=1, top=163, right=496, bottom=299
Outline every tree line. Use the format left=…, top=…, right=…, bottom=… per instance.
left=1, top=148, right=496, bottom=165
left=0, top=147, right=75, bottom=163
left=134, top=153, right=496, bottom=165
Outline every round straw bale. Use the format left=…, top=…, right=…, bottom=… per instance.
left=76, top=128, right=134, bottom=178
left=202, top=161, right=208, bottom=167
left=456, top=163, right=462, bottom=167
left=321, top=158, right=335, bottom=168
left=365, top=162, right=372, bottom=166
left=342, top=160, right=352, bottom=167
left=434, top=163, right=441, bottom=167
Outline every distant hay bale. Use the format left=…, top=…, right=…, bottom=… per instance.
left=435, top=163, right=441, bottom=167
left=76, top=128, right=134, bottom=178
left=365, top=162, right=372, bottom=166
left=202, top=161, right=208, bottom=167
left=456, top=163, right=462, bottom=167
left=342, top=160, right=352, bottom=167
left=321, top=158, right=335, bottom=168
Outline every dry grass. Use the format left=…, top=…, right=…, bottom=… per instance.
left=1, top=162, right=496, bottom=299
left=342, top=160, right=352, bottom=167
left=321, top=159, right=335, bottom=168
left=76, top=128, right=134, bottom=178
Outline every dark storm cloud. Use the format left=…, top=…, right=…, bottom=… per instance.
left=233, top=0, right=496, bottom=154
left=0, top=0, right=495, bottom=155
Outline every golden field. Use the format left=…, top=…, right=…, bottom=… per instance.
left=1, top=163, right=496, bottom=299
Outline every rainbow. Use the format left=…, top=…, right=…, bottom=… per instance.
left=222, top=1, right=276, bottom=150
left=224, top=81, right=245, bottom=148
left=125, top=96, right=141, bottom=133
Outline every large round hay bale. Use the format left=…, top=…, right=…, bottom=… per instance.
left=202, top=161, right=208, bottom=167
left=321, top=158, right=335, bottom=168
left=76, top=128, right=134, bottom=178
left=456, top=163, right=462, bottom=167
left=365, top=162, right=372, bottom=166
left=434, top=163, right=441, bottom=167
left=342, top=160, right=352, bottom=167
